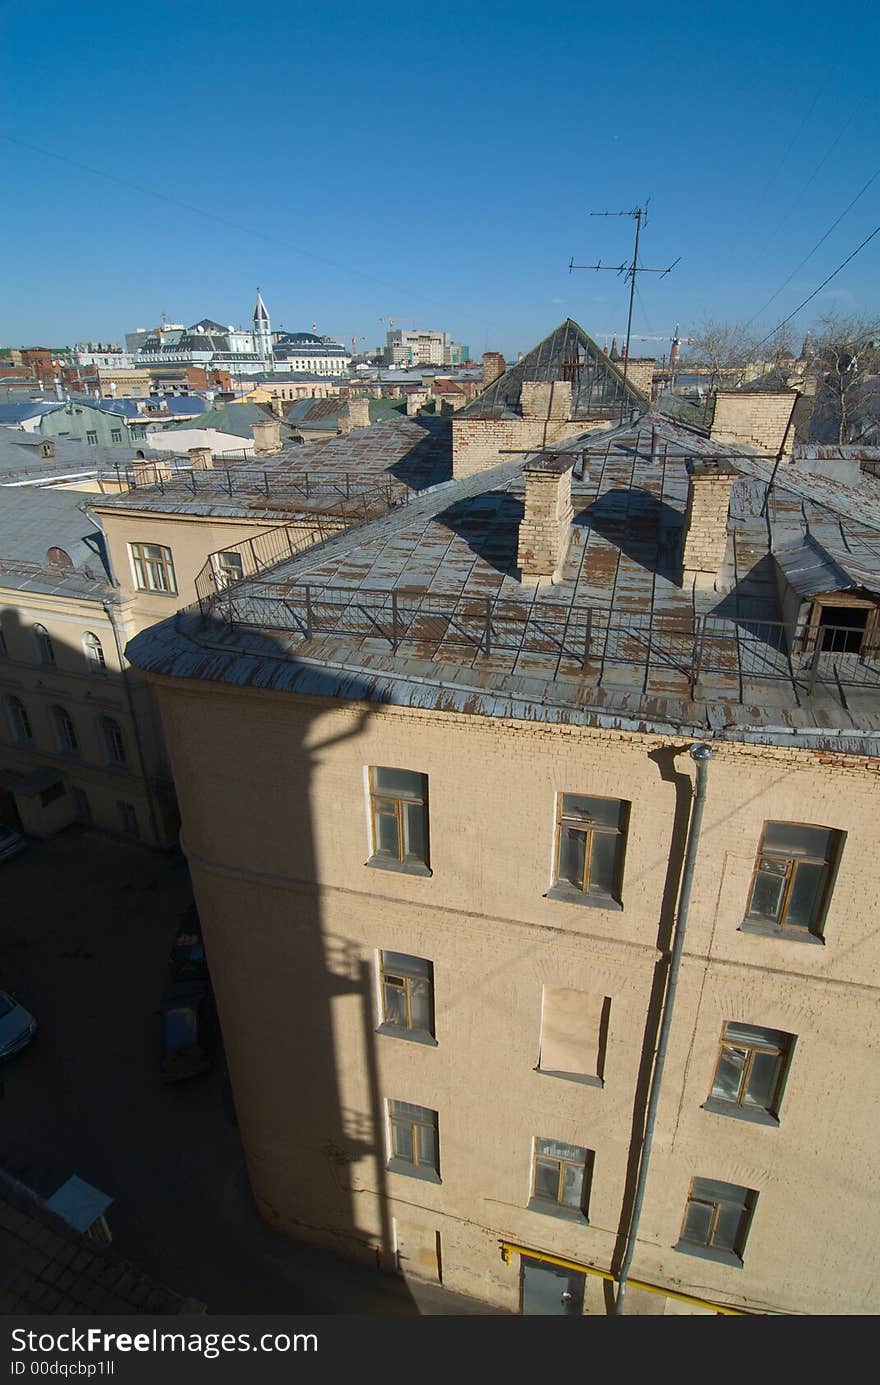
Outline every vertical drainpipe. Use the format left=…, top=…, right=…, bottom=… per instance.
left=614, top=741, right=713, bottom=1316
left=103, top=601, right=162, bottom=846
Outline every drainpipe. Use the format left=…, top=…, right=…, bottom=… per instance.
left=614, top=741, right=713, bottom=1315
left=103, top=601, right=162, bottom=846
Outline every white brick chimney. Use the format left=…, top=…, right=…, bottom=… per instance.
left=681, top=460, right=737, bottom=585
left=251, top=418, right=282, bottom=456
left=517, top=455, right=575, bottom=583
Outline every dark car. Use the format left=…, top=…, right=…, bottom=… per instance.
left=160, top=983, right=216, bottom=1083
left=167, top=906, right=209, bottom=984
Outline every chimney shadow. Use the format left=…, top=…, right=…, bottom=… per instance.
left=435, top=490, right=524, bottom=576
left=574, top=487, right=683, bottom=585
left=386, top=417, right=452, bottom=491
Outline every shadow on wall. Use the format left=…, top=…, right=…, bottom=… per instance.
left=163, top=623, right=420, bottom=1306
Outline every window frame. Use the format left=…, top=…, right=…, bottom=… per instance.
left=367, top=766, right=431, bottom=876
left=528, top=1136, right=593, bottom=1222
left=702, top=1022, right=794, bottom=1127
left=741, top=821, right=840, bottom=943
left=128, top=541, right=177, bottom=595
left=5, top=695, right=33, bottom=744
left=547, top=793, right=628, bottom=910
left=386, top=1099, right=441, bottom=1183
left=33, top=623, right=56, bottom=666
left=675, top=1177, right=757, bottom=1268
left=82, top=632, right=106, bottom=673
left=377, top=951, right=436, bottom=1046
left=52, top=705, right=79, bottom=755
left=100, top=716, right=127, bottom=766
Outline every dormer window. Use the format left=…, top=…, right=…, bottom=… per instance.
left=805, top=593, right=879, bottom=656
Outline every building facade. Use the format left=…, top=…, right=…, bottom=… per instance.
left=120, top=323, right=880, bottom=1315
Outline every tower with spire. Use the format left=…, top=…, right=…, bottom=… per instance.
left=253, top=289, right=272, bottom=370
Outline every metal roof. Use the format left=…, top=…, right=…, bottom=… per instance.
left=0, top=487, right=110, bottom=574
left=125, top=413, right=880, bottom=745
left=772, top=533, right=880, bottom=599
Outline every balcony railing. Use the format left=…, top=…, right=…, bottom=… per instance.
left=196, top=581, right=880, bottom=703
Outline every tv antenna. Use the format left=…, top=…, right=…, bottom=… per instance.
left=569, top=203, right=679, bottom=406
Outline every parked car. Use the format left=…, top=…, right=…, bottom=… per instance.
left=160, top=982, right=216, bottom=1083
left=0, top=827, right=27, bottom=865
left=167, top=906, right=209, bottom=984
left=0, top=990, right=38, bottom=1058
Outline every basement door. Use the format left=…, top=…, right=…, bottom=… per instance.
left=520, top=1255, right=585, bottom=1315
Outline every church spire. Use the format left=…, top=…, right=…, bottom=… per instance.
left=253, top=288, right=269, bottom=324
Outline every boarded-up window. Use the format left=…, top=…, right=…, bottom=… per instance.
left=538, top=986, right=608, bottom=1085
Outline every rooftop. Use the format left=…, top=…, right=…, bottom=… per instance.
left=0, top=485, right=111, bottom=576
left=126, top=413, right=880, bottom=749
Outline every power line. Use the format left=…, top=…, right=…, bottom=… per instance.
left=0, top=132, right=446, bottom=310
left=751, top=221, right=880, bottom=355
left=745, top=166, right=880, bottom=327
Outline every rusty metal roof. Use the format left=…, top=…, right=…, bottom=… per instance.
left=126, top=414, right=880, bottom=746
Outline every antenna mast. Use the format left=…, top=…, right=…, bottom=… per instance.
left=569, top=203, right=679, bottom=411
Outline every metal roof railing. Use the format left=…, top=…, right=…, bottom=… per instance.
left=197, top=581, right=880, bottom=703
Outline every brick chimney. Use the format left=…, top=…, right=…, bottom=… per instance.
left=517, top=454, right=575, bottom=583
left=681, top=460, right=737, bottom=585
left=338, top=398, right=371, bottom=433
left=482, top=352, right=506, bottom=389
left=251, top=418, right=282, bottom=455
left=187, top=446, right=213, bottom=470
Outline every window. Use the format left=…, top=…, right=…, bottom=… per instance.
left=211, top=550, right=244, bottom=590
left=110, top=429, right=122, bottom=443
left=704, top=1022, right=794, bottom=1126
left=550, top=794, right=627, bottom=907
left=117, top=801, right=139, bottom=837
left=387, top=1100, right=440, bottom=1182
left=378, top=951, right=435, bottom=1044
left=676, top=1178, right=757, bottom=1267
left=5, top=695, right=32, bottom=745
left=100, top=716, right=126, bottom=765
left=83, top=632, right=106, bottom=673
left=52, top=706, right=78, bottom=754
left=33, top=623, right=55, bottom=666
left=131, top=426, right=146, bottom=441
left=538, top=987, right=608, bottom=1087
left=806, top=594, right=878, bottom=656
left=368, top=767, right=430, bottom=874
left=529, top=1138, right=593, bottom=1221
left=129, top=542, right=177, bottom=594
left=743, top=822, right=840, bottom=941
left=71, top=787, right=91, bottom=822
left=86, top=430, right=98, bottom=445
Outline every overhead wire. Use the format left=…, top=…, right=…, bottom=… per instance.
left=750, top=220, right=880, bottom=356
left=745, top=166, right=880, bottom=327
left=0, top=132, right=448, bottom=311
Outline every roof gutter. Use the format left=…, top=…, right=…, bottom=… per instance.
left=614, top=741, right=713, bottom=1315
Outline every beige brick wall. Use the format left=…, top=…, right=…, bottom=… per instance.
left=151, top=677, right=880, bottom=1314
left=453, top=416, right=610, bottom=478
left=681, top=469, right=736, bottom=575
left=517, top=464, right=574, bottom=578
left=710, top=392, right=795, bottom=454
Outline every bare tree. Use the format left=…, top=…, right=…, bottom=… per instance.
left=684, top=318, right=756, bottom=388
left=809, top=314, right=880, bottom=444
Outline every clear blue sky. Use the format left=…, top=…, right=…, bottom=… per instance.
left=2, top=0, right=879, bottom=357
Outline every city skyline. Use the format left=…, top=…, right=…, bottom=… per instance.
left=2, top=3, right=879, bottom=356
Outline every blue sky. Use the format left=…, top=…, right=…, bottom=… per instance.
left=2, top=0, right=879, bottom=357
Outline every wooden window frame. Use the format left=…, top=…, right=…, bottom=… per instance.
left=529, top=1138, right=592, bottom=1220
left=802, top=592, right=880, bottom=657
left=129, top=542, right=177, bottom=595
left=552, top=794, right=626, bottom=903
left=368, top=767, right=430, bottom=872
left=744, top=821, right=838, bottom=937
left=33, top=623, right=55, bottom=666
left=6, top=695, right=32, bottom=744
left=705, top=1022, right=793, bottom=1123
left=101, top=716, right=127, bottom=766
left=386, top=1100, right=440, bottom=1181
left=379, top=952, right=435, bottom=1042
left=53, top=706, right=79, bottom=755
left=83, top=633, right=106, bottom=673
left=677, top=1178, right=756, bottom=1265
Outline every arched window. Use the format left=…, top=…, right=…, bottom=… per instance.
left=100, top=716, right=126, bottom=765
left=83, top=632, right=106, bottom=673
left=33, top=623, right=55, bottom=666
left=5, top=696, right=32, bottom=745
left=52, top=705, right=78, bottom=754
